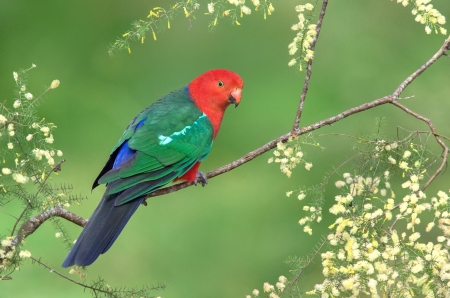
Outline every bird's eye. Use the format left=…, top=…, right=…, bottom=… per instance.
left=218, top=80, right=224, bottom=87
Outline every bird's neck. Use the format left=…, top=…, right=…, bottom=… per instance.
left=187, top=87, right=227, bottom=138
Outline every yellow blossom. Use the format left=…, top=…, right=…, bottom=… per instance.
left=304, top=225, right=312, bottom=235
left=2, top=168, right=12, bottom=175
left=305, top=3, right=314, bottom=10
left=263, top=282, right=274, bottom=292
left=19, top=250, right=31, bottom=258
left=50, top=80, right=60, bottom=89
left=0, top=114, right=7, bottom=125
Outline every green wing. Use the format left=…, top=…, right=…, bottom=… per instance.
left=94, top=87, right=213, bottom=206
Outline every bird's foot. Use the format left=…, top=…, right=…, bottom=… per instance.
left=194, top=171, right=208, bottom=187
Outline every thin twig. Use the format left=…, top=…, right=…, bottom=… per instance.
left=397, top=126, right=450, bottom=142
left=390, top=213, right=403, bottom=233
left=10, top=203, right=30, bottom=237
left=292, top=0, right=329, bottom=133
left=30, top=257, right=115, bottom=296
left=391, top=101, right=449, bottom=190
left=290, top=236, right=328, bottom=285
left=31, top=257, right=88, bottom=288
left=320, top=154, right=359, bottom=188
left=392, top=36, right=450, bottom=100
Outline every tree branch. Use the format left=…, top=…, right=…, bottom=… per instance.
left=1, top=205, right=86, bottom=266
left=392, top=36, right=450, bottom=100
left=292, top=0, right=329, bottom=133
left=10, top=205, right=87, bottom=247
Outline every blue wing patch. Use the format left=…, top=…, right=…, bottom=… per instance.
left=113, top=119, right=146, bottom=169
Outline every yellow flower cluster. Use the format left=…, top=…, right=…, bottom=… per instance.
left=0, top=236, right=31, bottom=271
left=0, top=237, right=16, bottom=267
left=246, top=276, right=287, bottom=298
left=305, top=168, right=450, bottom=297
left=298, top=204, right=323, bottom=235
left=268, top=135, right=449, bottom=297
left=207, top=0, right=274, bottom=27
left=394, top=0, right=447, bottom=35
left=268, top=139, right=312, bottom=178
left=288, top=3, right=316, bottom=70
left=68, top=266, right=87, bottom=279
left=0, top=67, right=63, bottom=189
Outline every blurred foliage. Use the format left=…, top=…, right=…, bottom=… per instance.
left=1, top=0, right=450, bottom=297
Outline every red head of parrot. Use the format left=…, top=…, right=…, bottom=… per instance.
left=188, top=69, right=244, bottom=138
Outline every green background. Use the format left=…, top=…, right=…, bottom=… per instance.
left=1, top=0, right=450, bottom=297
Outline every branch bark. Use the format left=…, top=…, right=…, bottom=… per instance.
left=1, top=205, right=87, bottom=265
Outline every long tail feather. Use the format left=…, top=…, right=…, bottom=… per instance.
left=62, top=193, right=143, bottom=267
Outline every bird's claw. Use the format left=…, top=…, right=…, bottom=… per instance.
left=194, top=171, right=208, bottom=187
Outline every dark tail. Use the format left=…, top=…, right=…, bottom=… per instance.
left=62, top=193, right=144, bottom=267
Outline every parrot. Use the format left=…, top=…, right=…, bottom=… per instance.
left=62, top=69, right=243, bottom=267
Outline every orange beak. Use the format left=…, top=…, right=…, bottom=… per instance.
left=229, top=88, right=242, bottom=107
